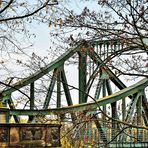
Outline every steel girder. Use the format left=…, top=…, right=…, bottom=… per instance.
left=6, top=78, right=147, bottom=115
left=0, top=39, right=147, bottom=129
left=0, top=44, right=80, bottom=97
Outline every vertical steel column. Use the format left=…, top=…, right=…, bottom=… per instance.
left=122, top=98, right=126, bottom=121
left=99, top=43, right=102, bottom=57
left=110, top=78, right=117, bottom=142
left=28, top=82, right=35, bottom=122
left=30, top=82, right=35, bottom=110
left=103, top=42, right=106, bottom=60
left=142, top=92, right=148, bottom=126
left=57, top=69, right=61, bottom=108
left=78, top=51, right=87, bottom=104
left=111, top=102, right=117, bottom=140
left=94, top=79, right=102, bottom=100
left=102, top=79, right=107, bottom=123
left=106, top=79, right=114, bottom=141
left=56, top=69, right=62, bottom=123
left=137, top=95, right=142, bottom=141
left=106, top=79, right=112, bottom=95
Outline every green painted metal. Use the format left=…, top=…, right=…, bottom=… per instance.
left=88, top=49, right=127, bottom=90
left=61, top=68, right=73, bottom=106
left=93, top=114, right=108, bottom=144
left=78, top=51, right=87, bottom=104
left=43, top=69, right=57, bottom=109
left=142, top=92, right=148, bottom=126
left=125, top=93, right=142, bottom=122
left=30, top=82, right=35, bottom=110
left=57, top=69, right=61, bottom=108
left=106, top=79, right=113, bottom=95
left=0, top=45, right=80, bottom=97
left=7, top=78, right=148, bottom=116
left=109, top=143, right=148, bottom=147
left=88, top=49, right=148, bottom=121
left=122, top=98, right=126, bottom=121
left=142, top=92, right=148, bottom=125
left=85, top=63, right=101, bottom=102
left=94, top=79, right=102, bottom=100
left=28, top=82, right=35, bottom=122
left=60, top=67, right=77, bottom=123
left=121, top=92, right=144, bottom=141
left=106, top=78, right=117, bottom=140
left=137, top=95, right=143, bottom=141
left=142, top=103, right=148, bottom=126
left=7, top=95, right=19, bottom=123
left=111, top=101, right=117, bottom=140
left=102, top=79, right=107, bottom=124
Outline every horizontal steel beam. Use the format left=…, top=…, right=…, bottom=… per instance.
left=86, top=37, right=148, bottom=47
left=7, top=78, right=148, bottom=115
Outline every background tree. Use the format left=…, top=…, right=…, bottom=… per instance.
left=50, top=0, right=148, bottom=78
left=0, top=0, right=60, bottom=110
left=0, top=0, right=58, bottom=80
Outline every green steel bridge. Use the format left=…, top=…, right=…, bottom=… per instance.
left=0, top=38, right=148, bottom=147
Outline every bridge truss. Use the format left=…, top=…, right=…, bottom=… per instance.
left=0, top=39, right=148, bottom=147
